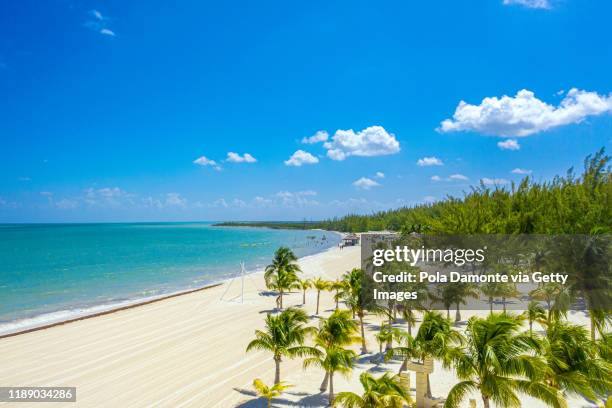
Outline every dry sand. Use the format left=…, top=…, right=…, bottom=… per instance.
left=0, top=244, right=598, bottom=408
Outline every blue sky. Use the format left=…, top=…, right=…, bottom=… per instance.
left=1, top=0, right=611, bottom=222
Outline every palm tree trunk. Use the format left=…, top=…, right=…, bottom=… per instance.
left=386, top=316, right=392, bottom=350
left=328, top=371, right=334, bottom=405
left=529, top=320, right=533, bottom=336
left=359, top=312, right=367, bottom=354
left=482, top=395, right=490, bottom=408
left=591, top=314, right=596, bottom=341
left=274, top=356, right=281, bottom=384
left=302, top=289, right=306, bottom=305
left=408, top=321, right=412, bottom=336
left=455, top=302, right=461, bottom=322
left=320, top=371, right=329, bottom=392
left=489, top=297, right=493, bottom=315
left=267, top=397, right=271, bottom=408
left=335, top=291, right=339, bottom=310
left=502, top=297, right=507, bottom=313
left=316, top=291, right=320, bottom=315
left=279, top=289, right=284, bottom=310
left=446, top=307, right=450, bottom=320
left=399, top=358, right=407, bottom=374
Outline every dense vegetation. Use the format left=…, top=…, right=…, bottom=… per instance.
left=219, top=149, right=611, bottom=234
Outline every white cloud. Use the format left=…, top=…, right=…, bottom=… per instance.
left=417, top=156, right=443, bottom=166
left=55, top=198, right=79, bottom=210
left=226, top=152, right=257, bottom=163
left=274, top=190, right=318, bottom=207
left=301, top=130, right=329, bottom=144
left=284, top=150, right=319, bottom=166
left=375, top=172, right=385, bottom=179
left=100, top=28, right=116, bottom=36
left=91, top=9, right=104, bottom=20
left=18, top=176, right=31, bottom=181
left=503, top=0, right=550, bottom=9
left=324, top=126, right=400, bottom=160
left=481, top=177, right=509, bottom=186
left=353, top=177, right=380, bottom=190
left=165, top=193, right=186, bottom=207
left=439, top=89, right=612, bottom=137
left=431, top=175, right=442, bottom=182
left=40, top=191, right=53, bottom=197
left=498, top=139, right=520, bottom=150
left=511, top=168, right=533, bottom=175
left=449, top=174, right=469, bottom=181
left=193, top=156, right=221, bottom=170
left=423, top=195, right=436, bottom=203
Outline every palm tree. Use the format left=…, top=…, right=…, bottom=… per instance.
left=390, top=311, right=461, bottom=376
left=264, top=247, right=301, bottom=310
left=297, top=278, right=311, bottom=305
left=304, top=342, right=356, bottom=406
left=530, top=283, right=564, bottom=322
left=541, top=320, right=612, bottom=403
left=331, top=279, right=347, bottom=310
left=524, top=300, right=546, bottom=336
left=252, top=378, right=293, bottom=408
left=312, top=277, right=330, bottom=315
left=246, top=308, right=316, bottom=384
left=451, top=282, right=479, bottom=322
left=341, top=268, right=368, bottom=353
left=444, top=313, right=566, bottom=408
left=333, top=372, right=412, bottom=408
left=316, top=309, right=361, bottom=392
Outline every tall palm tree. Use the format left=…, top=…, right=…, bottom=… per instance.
left=331, top=279, right=347, bottom=310
left=530, top=283, right=564, bottom=322
left=264, top=247, right=301, bottom=310
left=444, top=313, right=566, bottom=408
left=341, top=268, right=368, bottom=353
left=524, top=300, right=546, bottom=336
left=252, top=378, right=293, bottom=408
left=304, top=342, right=356, bottom=406
left=541, top=320, right=612, bottom=403
left=297, top=278, right=311, bottom=305
left=451, top=282, right=479, bottom=322
left=246, top=308, right=316, bottom=384
left=312, top=277, right=330, bottom=315
left=333, top=372, right=412, bottom=408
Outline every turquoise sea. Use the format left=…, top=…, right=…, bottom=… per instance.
left=0, top=223, right=340, bottom=334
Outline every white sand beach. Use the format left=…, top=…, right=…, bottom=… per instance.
left=0, top=244, right=598, bottom=408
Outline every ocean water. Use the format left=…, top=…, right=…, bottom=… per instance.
left=0, top=223, right=340, bottom=334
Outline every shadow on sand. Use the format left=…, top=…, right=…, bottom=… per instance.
left=234, top=387, right=330, bottom=407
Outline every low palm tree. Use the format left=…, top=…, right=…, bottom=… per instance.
left=297, top=278, right=311, bottom=305
left=304, top=342, right=356, bottom=406
left=246, top=308, right=316, bottom=384
left=524, top=300, right=546, bottom=336
left=252, top=378, right=293, bottom=408
left=389, top=310, right=460, bottom=375
left=541, top=320, right=612, bottom=403
left=444, top=313, right=566, bottom=408
left=316, top=310, right=360, bottom=391
left=333, top=372, right=412, bottom=408
left=264, top=247, right=301, bottom=310
left=312, top=277, right=330, bottom=315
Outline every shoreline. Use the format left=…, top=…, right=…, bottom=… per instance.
left=0, top=233, right=343, bottom=339
left=0, top=244, right=361, bottom=407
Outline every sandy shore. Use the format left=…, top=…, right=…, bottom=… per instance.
left=0, top=245, right=360, bottom=407
left=0, top=244, right=597, bottom=408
